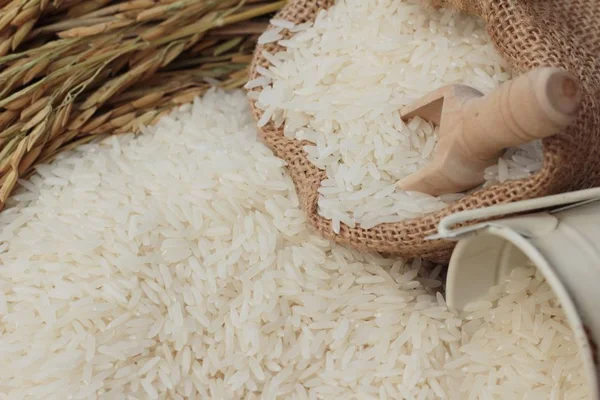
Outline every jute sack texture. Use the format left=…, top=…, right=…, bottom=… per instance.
left=249, top=0, right=600, bottom=263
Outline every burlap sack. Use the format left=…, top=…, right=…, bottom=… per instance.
left=249, top=0, right=600, bottom=263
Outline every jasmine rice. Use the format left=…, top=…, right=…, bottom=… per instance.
left=250, top=0, right=544, bottom=233
left=0, top=89, right=584, bottom=399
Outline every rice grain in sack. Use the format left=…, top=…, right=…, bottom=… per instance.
left=248, top=0, right=600, bottom=263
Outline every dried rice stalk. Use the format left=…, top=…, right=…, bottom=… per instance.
left=0, top=0, right=285, bottom=210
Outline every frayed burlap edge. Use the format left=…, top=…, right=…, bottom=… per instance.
left=248, top=0, right=600, bottom=263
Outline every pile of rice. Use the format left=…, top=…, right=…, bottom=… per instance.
left=250, top=0, right=544, bottom=232
left=0, top=89, right=586, bottom=399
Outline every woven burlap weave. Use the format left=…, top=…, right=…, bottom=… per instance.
left=249, top=0, right=600, bottom=263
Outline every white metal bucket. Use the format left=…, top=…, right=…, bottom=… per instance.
left=435, top=188, right=600, bottom=399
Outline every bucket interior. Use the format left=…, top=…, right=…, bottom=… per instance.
left=446, top=229, right=600, bottom=399
left=446, top=232, right=530, bottom=311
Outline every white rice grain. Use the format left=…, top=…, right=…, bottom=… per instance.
left=254, top=0, right=544, bottom=230
left=0, top=89, right=583, bottom=399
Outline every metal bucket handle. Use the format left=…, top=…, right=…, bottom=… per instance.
left=429, top=187, right=600, bottom=241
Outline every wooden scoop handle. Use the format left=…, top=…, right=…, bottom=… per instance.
left=460, top=67, right=581, bottom=161
left=397, top=67, right=581, bottom=196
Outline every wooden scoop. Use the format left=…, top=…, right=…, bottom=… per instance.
left=396, top=67, right=582, bottom=196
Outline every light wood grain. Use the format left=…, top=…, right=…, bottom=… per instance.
left=397, top=67, right=581, bottom=196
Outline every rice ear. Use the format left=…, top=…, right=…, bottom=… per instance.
left=0, top=0, right=283, bottom=201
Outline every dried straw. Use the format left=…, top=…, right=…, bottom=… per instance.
left=0, top=0, right=285, bottom=210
